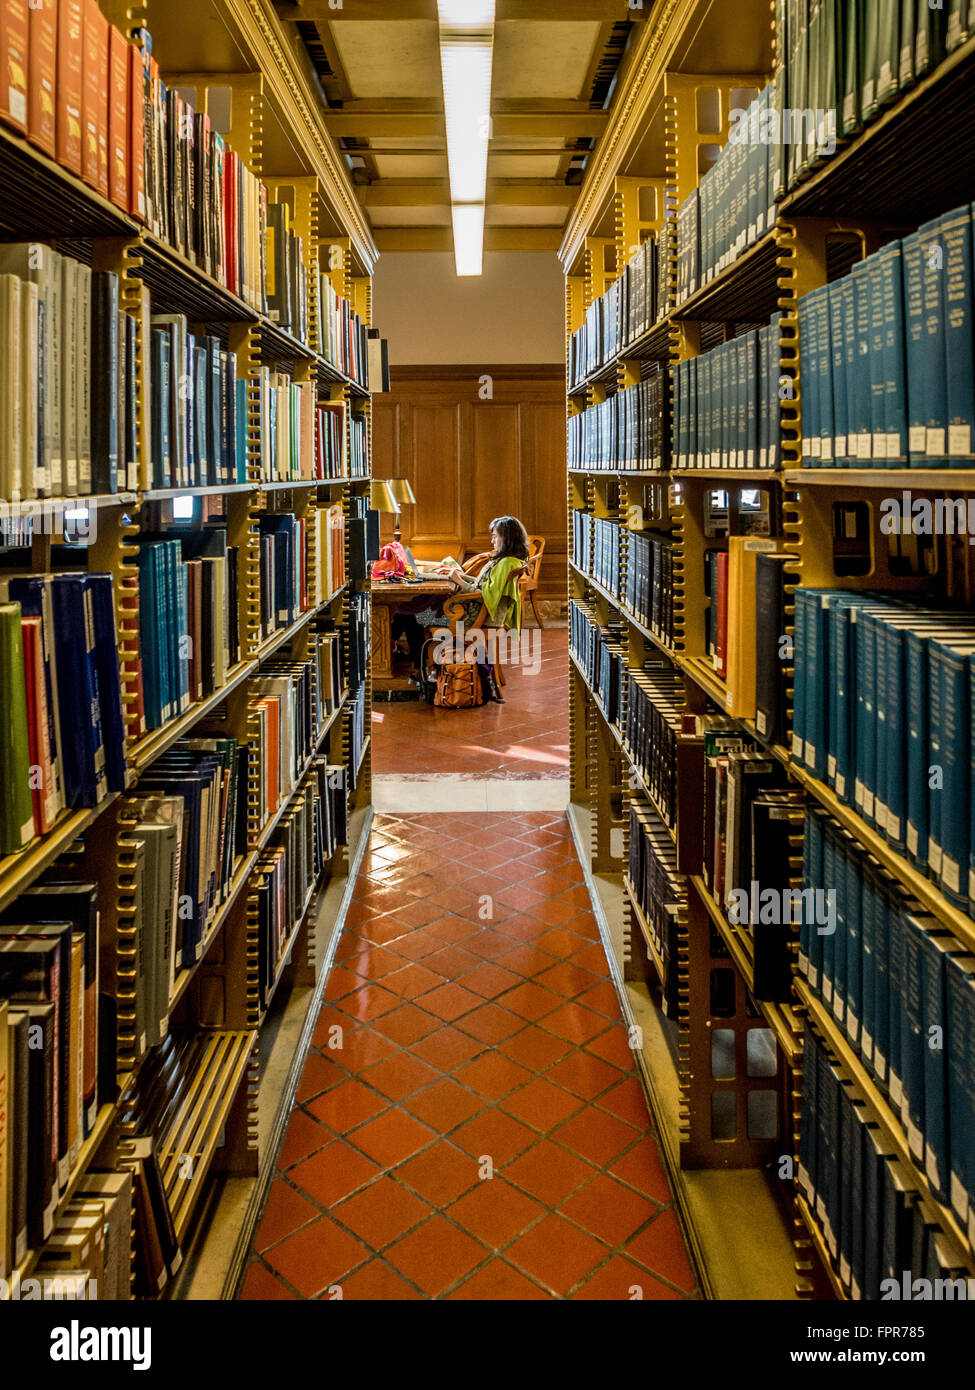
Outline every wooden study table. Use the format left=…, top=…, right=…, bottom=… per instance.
left=371, top=577, right=455, bottom=693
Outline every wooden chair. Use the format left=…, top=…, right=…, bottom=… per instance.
left=462, top=535, right=546, bottom=628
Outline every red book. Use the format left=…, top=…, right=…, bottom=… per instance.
left=56, top=0, right=83, bottom=174
left=127, top=40, right=144, bottom=219
left=107, top=25, right=128, bottom=210
left=0, top=0, right=29, bottom=134
left=223, top=150, right=237, bottom=295
left=21, top=617, right=53, bottom=835
left=28, top=0, right=57, bottom=156
left=714, top=548, right=729, bottom=680
left=80, top=0, right=105, bottom=189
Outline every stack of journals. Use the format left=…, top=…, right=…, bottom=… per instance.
left=0, top=245, right=141, bottom=499
left=621, top=661, right=683, bottom=830
left=676, top=82, right=778, bottom=302
left=798, top=204, right=975, bottom=469
left=150, top=315, right=248, bottom=489
left=126, top=737, right=248, bottom=984
left=571, top=508, right=593, bottom=577
left=793, top=590, right=975, bottom=909
left=778, top=0, right=960, bottom=190
left=257, top=373, right=316, bottom=484
left=0, top=1, right=145, bottom=217
left=627, top=799, right=683, bottom=1016
left=348, top=411, right=368, bottom=479
left=699, top=722, right=802, bottom=1000
left=568, top=601, right=626, bottom=725
left=0, top=876, right=104, bottom=1273
left=265, top=203, right=309, bottom=343
left=567, top=369, right=670, bottom=472
left=566, top=234, right=666, bottom=388
left=801, top=805, right=975, bottom=1240
left=311, top=626, right=344, bottom=719
left=590, top=516, right=621, bottom=597
left=258, top=514, right=309, bottom=643
left=248, top=655, right=328, bottom=832
left=706, top=539, right=790, bottom=719
left=0, top=571, right=125, bottom=839
left=348, top=679, right=367, bottom=789
left=672, top=318, right=785, bottom=471
left=316, top=401, right=348, bottom=480
left=136, top=530, right=238, bottom=731
left=141, top=44, right=265, bottom=309
left=312, top=272, right=370, bottom=389
left=32, top=1172, right=132, bottom=1300
left=798, top=1024, right=970, bottom=1302
left=625, top=530, right=678, bottom=646
left=254, top=758, right=348, bottom=1013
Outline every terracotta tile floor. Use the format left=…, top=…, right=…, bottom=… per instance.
left=371, top=627, right=569, bottom=779
left=239, top=810, right=699, bottom=1301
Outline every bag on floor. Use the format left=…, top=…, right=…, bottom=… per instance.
left=434, top=660, right=485, bottom=709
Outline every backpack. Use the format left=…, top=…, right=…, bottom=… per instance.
left=418, top=637, right=485, bottom=709
left=435, top=662, right=485, bottom=709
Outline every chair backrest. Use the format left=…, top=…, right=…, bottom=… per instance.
left=520, top=536, right=545, bottom=595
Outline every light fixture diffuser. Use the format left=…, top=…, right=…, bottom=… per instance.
left=438, top=0, right=495, bottom=277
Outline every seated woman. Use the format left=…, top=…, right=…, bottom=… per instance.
left=392, top=515, right=530, bottom=703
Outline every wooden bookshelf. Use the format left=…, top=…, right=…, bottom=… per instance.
left=0, top=0, right=382, bottom=1299
left=560, top=0, right=975, bottom=1303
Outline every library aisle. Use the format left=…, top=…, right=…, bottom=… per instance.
left=372, top=630, right=569, bottom=782
left=239, top=809, right=698, bottom=1301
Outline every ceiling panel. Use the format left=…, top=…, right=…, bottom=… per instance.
left=330, top=20, right=441, bottom=100
left=368, top=205, right=452, bottom=227
left=373, top=153, right=450, bottom=179
left=488, top=154, right=563, bottom=179
left=486, top=205, right=568, bottom=227
left=493, top=21, right=602, bottom=100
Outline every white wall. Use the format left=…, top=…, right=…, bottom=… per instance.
left=372, top=251, right=565, bottom=366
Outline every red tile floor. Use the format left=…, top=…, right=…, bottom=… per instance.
left=370, top=628, right=570, bottom=779
left=239, top=809, right=699, bottom=1300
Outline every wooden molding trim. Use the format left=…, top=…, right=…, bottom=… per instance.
left=388, top=363, right=565, bottom=382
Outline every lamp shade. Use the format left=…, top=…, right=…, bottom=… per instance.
left=388, top=478, right=417, bottom=508
left=370, top=480, right=401, bottom=514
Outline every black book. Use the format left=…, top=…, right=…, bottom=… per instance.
left=751, top=793, right=804, bottom=1001
left=0, top=931, right=71, bottom=1192
left=7, top=1008, right=29, bottom=1266
left=754, top=551, right=792, bottom=747
left=90, top=271, right=120, bottom=494
left=266, top=205, right=292, bottom=329
left=7, top=1000, right=55, bottom=1247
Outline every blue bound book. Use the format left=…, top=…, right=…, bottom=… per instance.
left=136, top=546, right=162, bottom=730
left=868, top=252, right=888, bottom=465
left=844, top=841, right=863, bottom=1050
left=869, top=865, right=892, bottom=1088
left=50, top=576, right=107, bottom=809
left=899, top=913, right=930, bottom=1166
left=930, top=634, right=975, bottom=905
left=150, top=329, right=171, bottom=488
left=798, top=1029, right=819, bottom=1207
left=902, top=229, right=927, bottom=464
left=815, top=287, right=834, bottom=464
left=887, top=896, right=907, bottom=1111
left=919, top=930, right=967, bottom=1206
left=851, top=260, right=873, bottom=464
left=880, top=239, right=908, bottom=465
left=235, top=377, right=248, bottom=482
left=798, top=290, right=818, bottom=465
left=828, top=280, right=850, bottom=466
left=945, top=951, right=975, bottom=1233
left=918, top=214, right=948, bottom=461
left=860, top=855, right=877, bottom=1071
left=944, top=205, right=975, bottom=464
left=86, top=574, right=126, bottom=793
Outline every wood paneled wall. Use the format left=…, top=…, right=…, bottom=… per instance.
left=370, top=365, right=567, bottom=604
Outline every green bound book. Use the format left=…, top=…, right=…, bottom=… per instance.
left=842, top=0, right=864, bottom=135
left=0, top=604, right=36, bottom=855
left=877, top=0, right=902, bottom=104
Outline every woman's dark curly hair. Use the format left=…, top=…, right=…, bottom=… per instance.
left=489, top=516, right=531, bottom=562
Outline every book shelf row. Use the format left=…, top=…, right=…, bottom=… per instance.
left=0, top=0, right=379, bottom=1300
left=563, top=0, right=975, bottom=1301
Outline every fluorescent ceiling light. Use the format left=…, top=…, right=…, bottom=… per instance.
left=452, top=204, right=485, bottom=277
left=437, top=0, right=495, bottom=29
left=438, top=0, right=495, bottom=277
left=440, top=42, right=493, bottom=204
